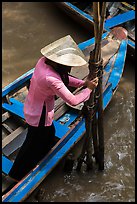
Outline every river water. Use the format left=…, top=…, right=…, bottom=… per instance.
left=2, top=2, right=135, bottom=202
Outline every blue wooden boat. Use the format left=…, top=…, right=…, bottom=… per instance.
left=2, top=27, right=128, bottom=202
left=57, top=2, right=135, bottom=55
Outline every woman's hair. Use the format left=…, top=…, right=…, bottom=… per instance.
left=54, top=65, right=71, bottom=86
left=46, top=59, right=71, bottom=86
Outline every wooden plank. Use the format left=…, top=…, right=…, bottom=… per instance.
left=128, top=32, right=135, bottom=41
left=2, top=127, right=24, bottom=149
left=78, top=32, right=108, bottom=51
left=2, top=123, right=13, bottom=134
left=103, top=54, right=117, bottom=89
left=55, top=75, right=87, bottom=112
left=2, top=111, right=78, bottom=156
left=82, top=36, right=120, bottom=67
left=2, top=129, right=27, bottom=157
left=101, top=40, right=120, bottom=65
left=54, top=104, right=68, bottom=120
left=2, top=112, right=11, bottom=123
left=121, top=2, right=135, bottom=10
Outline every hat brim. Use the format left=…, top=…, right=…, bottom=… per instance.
left=41, top=35, right=87, bottom=67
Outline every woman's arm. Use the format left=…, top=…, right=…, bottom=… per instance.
left=68, top=75, right=98, bottom=90
left=68, top=75, right=85, bottom=88
left=47, top=76, right=92, bottom=106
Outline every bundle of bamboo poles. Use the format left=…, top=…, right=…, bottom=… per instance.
left=77, top=2, right=106, bottom=171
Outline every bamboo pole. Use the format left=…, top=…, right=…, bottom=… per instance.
left=96, top=2, right=106, bottom=170
left=95, top=2, right=106, bottom=62
left=77, top=2, right=100, bottom=171
left=93, top=2, right=100, bottom=52
left=85, top=2, right=101, bottom=168
left=76, top=2, right=106, bottom=171
left=92, top=2, right=106, bottom=63
left=87, top=1, right=106, bottom=170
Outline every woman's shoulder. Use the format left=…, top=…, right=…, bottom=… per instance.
left=35, top=56, right=46, bottom=67
left=33, top=57, right=62, bottom=83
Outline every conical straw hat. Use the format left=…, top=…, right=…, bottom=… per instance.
left=41, top=35, right=87, bottom=67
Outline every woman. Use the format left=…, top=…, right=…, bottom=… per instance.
left=8, top=35, right=98, bottom=183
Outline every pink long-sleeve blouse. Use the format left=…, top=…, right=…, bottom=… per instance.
left=24, top=57, right=91, bottom=126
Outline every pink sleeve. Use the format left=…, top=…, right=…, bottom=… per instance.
left=68, top=75, right=85, bottom=87
left=47, top=76, right=91, bottom=106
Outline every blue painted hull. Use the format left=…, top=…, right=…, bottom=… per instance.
left=57, top=2, right=135, bottom=54
left=2, top=31, right=128, bottom=202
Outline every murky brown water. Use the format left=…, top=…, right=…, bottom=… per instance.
left=2, top=2, right=135, bottom=202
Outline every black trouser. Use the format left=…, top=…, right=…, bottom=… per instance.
left=9, top=106, right=56, bottom=181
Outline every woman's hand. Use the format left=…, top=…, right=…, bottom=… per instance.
left=84, top=77, right=99, bottom=90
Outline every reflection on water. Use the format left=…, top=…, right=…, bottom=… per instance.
left=2, top=2, right=135, bottom=202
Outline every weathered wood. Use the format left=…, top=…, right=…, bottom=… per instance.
left=2, top=129, right=27, bottom=157
left=2, top=123, right=13, bottom=134
left=103, top=53, right=117, bottom=88
left=83, top=36, right=120, bottom=67
left=2, top=127, right=24, bottom=149
left=128, top=32, right=135, bottom=41
left=2, top=112, right=11, bottom=123
left=101, top=39, right=119, bottom=65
